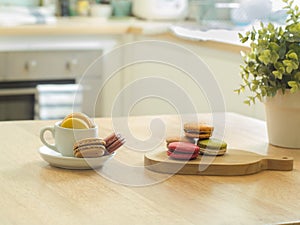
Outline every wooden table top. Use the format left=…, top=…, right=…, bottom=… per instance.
left=1, top=112, right=300, bottom=225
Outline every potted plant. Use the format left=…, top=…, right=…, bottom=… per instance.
left=235, top=0, right=300, bottom=148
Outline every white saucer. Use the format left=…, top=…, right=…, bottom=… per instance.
left=38, top=146, right=115, bottom=170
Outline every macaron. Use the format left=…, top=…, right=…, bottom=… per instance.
left=73, top=138, right=106, bottom=158
left=183, top=122, right=214, bottom=139
left=166, top=136, right=195, bottom=146
left=197, top=138, right=227, bottom=156
left=103, top=133, right=125, bottom=153
left=61, top=112, right=95, bottom=129
left=167, top=150, right=199, bottom=160
left=60, top=117, right=90, bottom=129
left=167, top=142, right=200, bottom=160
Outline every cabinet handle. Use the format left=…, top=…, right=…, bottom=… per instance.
left=66, top=59, right=78, bottom=71
left=25, top=60, right=37, bottom=71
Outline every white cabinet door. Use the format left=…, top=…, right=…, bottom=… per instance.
left=5, top=50, right=102, bottom=81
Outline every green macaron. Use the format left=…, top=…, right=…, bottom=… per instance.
left=197, top=138, right=227, bottom=150
left=197, top=138, right=227, bottom=156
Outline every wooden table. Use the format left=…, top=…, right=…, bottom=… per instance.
left=1, top=113, right=300, bottom=225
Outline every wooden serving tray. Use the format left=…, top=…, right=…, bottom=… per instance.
left=144, top=148, right=293, bottom=176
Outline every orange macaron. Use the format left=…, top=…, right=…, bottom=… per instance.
left=183, top=122, right=214, bottom=139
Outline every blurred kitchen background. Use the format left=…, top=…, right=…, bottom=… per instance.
left=0, top=0, right=293, bottom=25
left=0, top=0, right=298, bottom=121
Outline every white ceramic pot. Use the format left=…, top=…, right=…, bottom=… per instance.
left=264, top=90, right=300, bottom=148
left=132, top=0, right=188, bottom=20
left=90, top=4, right=112, bottom=18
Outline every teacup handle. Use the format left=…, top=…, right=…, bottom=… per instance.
left=40, top=126, right=59, bottom=153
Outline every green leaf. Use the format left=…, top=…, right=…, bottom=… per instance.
left=282, top=59, right=297, bottom=71
left=258, top=50, right=271, bottom=65
left=261, top=87, right=267, bottom=96
left=244, top=100, right=251, bottom=106
left=286, top=66, right=293, bottom=73
left=250, top=32, right=256, bottom=41
left=260, top=21, right=264, bottom=28
left=251, top=84, right=258, bottom=91
left=234, top=89, right=240, bottom=94
left=288, top=52, right=298, bottom=60
left=256, top=93, right=262, bottom=101
left=283, top=59, right=299, bottom=73
left=249, top=96, right=255, bottom=104
left=288, top=23, right=300, bottom=33
left=294, top=71, right=300, bottom=79
left=291, top=61, right=299, bottom=69
left=274, top=62, right=281, bottom=69
left=273, top=71, right=283, bottom=79
left=279, top=44, right=287, bottom=58
left=288, top=81, right=299, bottom=93
left=241, top=36, right=249, bottom=43
left=244, top=71, right=249, bottom=80
left=267, top=23, right=274, bottom=32
left=269, top=42, right=280, bottom=51
left=270, top=51, right=279, bottom=63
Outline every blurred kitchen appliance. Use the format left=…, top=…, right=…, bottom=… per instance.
left=35, top=84, right=82, bottom=120
left=195, top=0, right=239, bottom=27
left=132, top=0, right=188, bottom=20
left=0, top=79, right=75, bottom=121
left=111, top=0, right=132, bottom=17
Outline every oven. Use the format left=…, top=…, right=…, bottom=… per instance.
left=0, top=36, right=118, bottom=121
left=0, top=79, right=75, bottom=121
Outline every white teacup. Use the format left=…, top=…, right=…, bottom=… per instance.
left=40, top=121, right=98, bottom=157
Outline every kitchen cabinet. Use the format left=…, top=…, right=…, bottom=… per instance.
left=0, top=35, right=119, bottom=80
left=5, top=50, right=101, bottom=81
left=113, top=34, right=265, bottom=120
left=0, top=49, right=104, bottom=120
left=0, top=35, right=120, bottom=119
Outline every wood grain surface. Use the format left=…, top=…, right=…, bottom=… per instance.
left=1, top=113, right=300, bottom=225
left=145, top=149, right=294, bottom=175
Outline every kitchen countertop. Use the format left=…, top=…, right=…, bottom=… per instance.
left=0, top=17, right=171, bottom=36
left=1, top=112, right=300, bottom=225
left=0, top=17, right=248, bottom=53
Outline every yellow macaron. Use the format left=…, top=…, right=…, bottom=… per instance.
left=62, top=112, right=95, bottom=128
left=60, top=117, right=90, bottom=129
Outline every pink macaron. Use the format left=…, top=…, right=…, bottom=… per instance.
left=167, top=142, right=200, bottom=160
